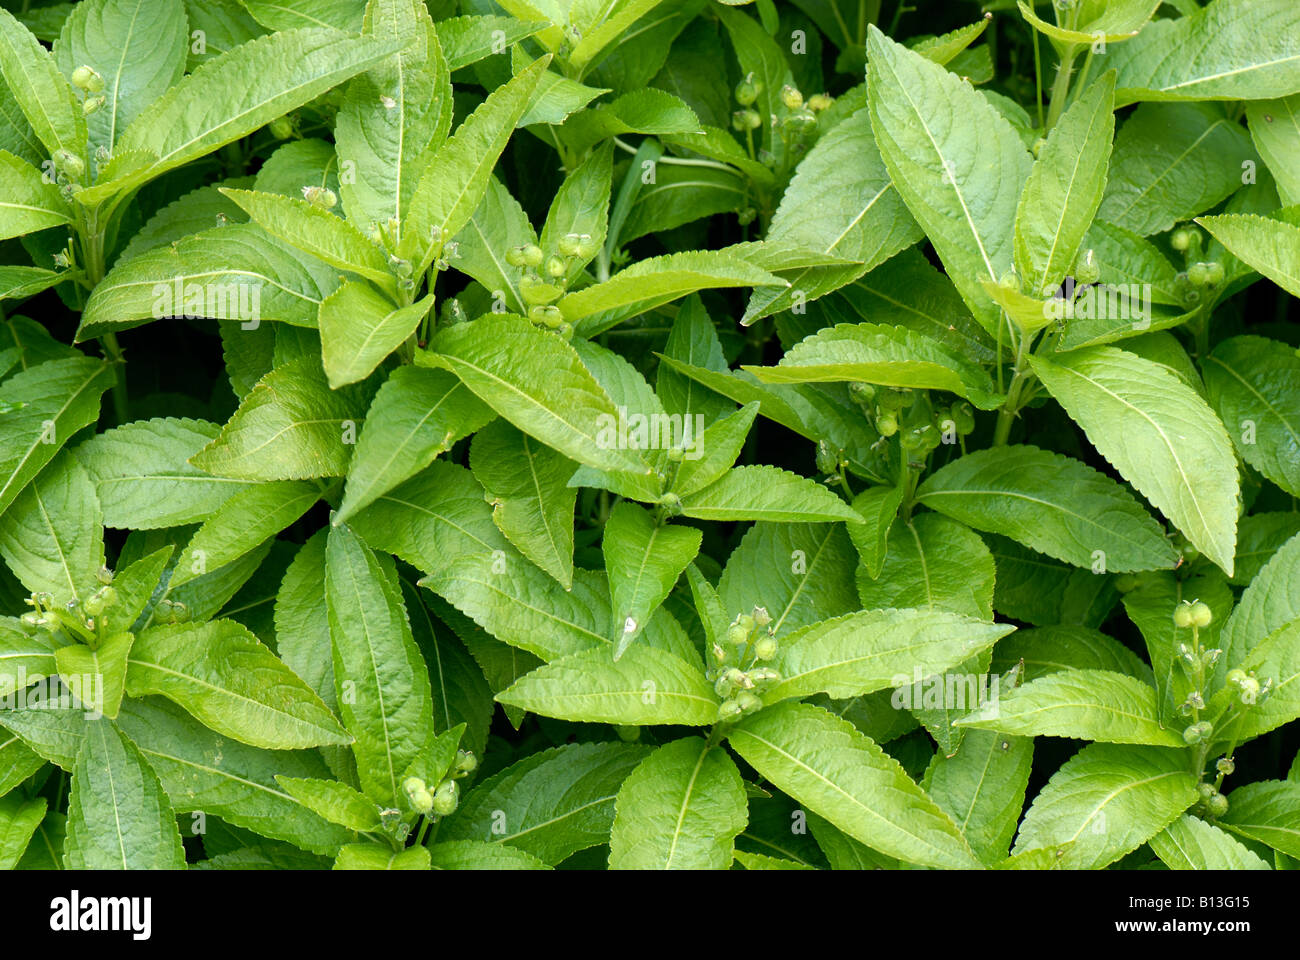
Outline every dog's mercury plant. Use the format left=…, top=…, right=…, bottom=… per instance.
left=0, top=0, right=1296, bottom=872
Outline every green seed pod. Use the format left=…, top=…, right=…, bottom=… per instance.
left=875, top=412, right=898, bottom=437
left=753, top=636, right=778, bottom=661
left=779, top=84, right=803, bottom=110
left=301, top=185, right=337, bottom=210
left=666, top=445, right=685, bottom=463
left=1216, top=757, right=1235, bottom=777
left=455, top=750, right=478, bottom=774
left=735, top=690, right=762, bottom=714
left=1188, top=600, right=1212, bottom=628
left=1202, top=261, right=1224, bottom=286
left=807, top=93, right=834, bottom=112
left=528, top=304, right=564, bottom=328
left=403, top=776, right=426, bottom=795
left=727, top=621, right=750, bottom=646
left=558, top=233, right=585, bottom=258
left=96, top=567, right=114, bottom=586
left=1173, top=603, right=1195, bottom=629
left=732, top=109, right=762, bottom=132
left=1182, top=721, right=1213, bottom=745
left=268, top=116, right=294, bottom=139
left=615, top=725, right=641, bottom=743
left=734, top=72, right=760, bottom=106
left=432, top=780, right=459, bottom=816
left=54, top=150, right=84, bottom=181
left=82, top=95, right=105, bottom=116
left=505, top=245, right=529, bottom=267
left=752, top=606, right=772, bottom=628
left=848, top=381, right=876, bottom=406
left=1170, top=226, right=1200, bottom=252
left=1196, top=781, right=1217, bottom=801
left=1205, top=793, right=1229, bottom=817
left=410, top=788, right=434, bottom=814
left=717, top=699, right=744, bottom=723
left=521, top=244, right=543, bottom=268
left=952, top=402, right=975, bottom=434
left=657, top=492, right=682, bottom=517
left=545, top=255, right=566, bottom=278
left=1238, top=675, right=1260, bottom=705
left=1074, top=249, right=1100, bottom=286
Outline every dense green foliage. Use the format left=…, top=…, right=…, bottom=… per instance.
left=0, top=0, right=1297, bottom=871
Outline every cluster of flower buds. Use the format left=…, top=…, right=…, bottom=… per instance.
left=710, top=606, right=780, bottom=723
left=20, top=566, right=127, bottom=646
left=401, top=750, right=476, bottom=819
left=70, top=64, right=105, bottom=116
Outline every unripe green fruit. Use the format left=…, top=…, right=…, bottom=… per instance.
left=71, top=65, right=104, bottom=93
left=734, top=73, right=760, bottom=106
left=1187, top=261, right=1222, bottom=288
left=727, top=622, right=749, bottom=646
left=505, top=245, right=529, bottom=267
left=268, top=116, right=294, bottom=139
left=1197, top=781, right=1217, bottom=801
left=1182, top=721, right=1213, bottom=744
left=732, top=109, right=762, bottom=132
left=82, top=96, right=105, bottom=116
left=657, top=492, right=682, bottom=516
left=1205, top=793, right=1229, bottom=817
left=952, top=402, right=975, bottom=435
left=528, top=304, right=564, bottom=327
left=1216, top=757, right=1235, bottom=776
left=752, top=606, right=772, bottom=628
left=1170, top=227, right=1197, bottom=252
left=1173, top=604, right=1195, bottom=629
left=403, top=776, right=426, bottom=795
left=779, top=84, right=803, bottom=110
left=815, top=439, right=838, bottom=474
left=54, top=150, right=84, bottom=181
left=301, top=186, right=337, bottom=210
left=807, top=93, right=833, bottom=112
left=520, top=244, right=543, bottom=268
left=1226, top=668, right=1248, bottom=687
left=410, top=788, right=434, bottom=814
left=455, top=750, right=478, bottom=774
left=545, top=256, right=566, bottom=278
left=753, top=636, right=778, bottom=661
left=432, top=780, right=459, bottom=816
left=848, top=382, right=876, bottom=405
left=717, top=699, right=743, bottom=723
left=615, top=725, right=640, bottom=743
left=558, top=233, right=588, bottom=258
left=1114, top=574, right=1141, bottom=593
left=735, top=690, right=762, bottom=714
left=875, top=413, right=898, bottom=437
left=1188, top=600, right=1212, bottom=628
left=1238, top=675, right=1260, bottom=704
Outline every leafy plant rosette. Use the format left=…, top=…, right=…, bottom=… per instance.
left=0, top=0, right=1296, bottom=872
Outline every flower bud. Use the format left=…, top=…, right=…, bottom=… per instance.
left=301, top=185, right=337, bottom=210
left=734, top=73, right=760, bottom=106
left=1188, top=600, right=1212, bottom=628
left=752, top=606, right=771, bottom=628
left=268, top=116, right=294, bottom=139
left=779, top=84, right=803, bottom=110
left=432, top=779, right=459, bottom=816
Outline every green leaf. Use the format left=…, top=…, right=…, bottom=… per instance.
left=1098, top=103, right=1257, bottom=237
left=76, top=417, right=251, bottom=529
left=1202, top=335, right=1300, bottom=497
left=117, top=696, right=350, bottom=856
left=0, top=6, right=85, bottom=158
left=1198, top=213, right=1300, bottom=299
left=727, top=701, right=980, bottom=869
left=325, top=522, right=433, bottom=805
left=274, top=531, right=334, bottom=710
left=0, top=266, right=65, bottom=302
left=866, top=24, right=1032, bottom=336
left=191, top=357, right=371, bottom=481
left=1106, top=0, right=1300, bottom=104
left=916, top=445, right=1177, bottom=572
left=427, top=839, right=549, bottom=870
left=0, top=452, right=103, bottom=604
left=0, top=150, right=73, bottom=241
left=0, top=617, right=56, bottom=691
left=335, top=0, right=450, bottom=240
left=400, top=57, right=549, bottom=276
left=858, top=513, right=995, bottom=622
left=470, top=418, right=578, bottom=590
left=436, top=16, right=547, bottom=72
left=445, top=741, right=651, bottom=864
left=539, top=142, right=612, bottom=284
left=0, top=793, right=45, bottom=868
left=990, top=624, right=1154, bottom=684
left=53, top=0, right=187, bottom=156
left=609, top=737, right=748, bottom=870
left=1029, top=346, right=1239, bottom=576
left=334, top=842, right=430, bottom=870
left=319, top=283, right=431, bottom=388
left=126, top=618, right=350, bottom=749
left=220, top=188, right=396, bottom=292
left=79, top=222, right=341, bottom=340
left=564, top=250, right=786, bottom=337
left=426, top=314, right=650, bottom=475
left=336, top=365, right=492, bottom=524
left=1015, top=0, right=1160, bottom=47
left=924, top=729, right=1033, bottom=866
left=240, top=0, right=364, bottom=31
left=680, top=465, right=863, bottom=524
left=496, top=644, right=717, bottom=725
left=82, top=28, right=398, bottom=202
left=451, top=177, right=535, bottom=315
left=275, top=776, right=380, bottom=832
left=0, top=357, right=113, bottom=517
left=1013, top=743, right=1198, bottom=869
left=1215, top=617, right=1300, bottom=744
left=668, top=402, right=756, bottom=498
left=847, top=484, right=903, bottom=580
left=55, top=631, right=132, bottom=720
left=744, top=322, right=1004, bottom=410
left=1248, top=95, right=1300, bottom=206
left=1220, top=531, right=1300, bottom=670
left=763, top=607, right=1013, bottom=704
left=740, top=109, right=921, bottom=325
left=1150, top=813, right=1272, bottom=870
left=1013, top=73, right=1115, bottom=295
left=957, top=669, right=1184, bottom=746
left=1219, top=780, right=1300, bottom=858
left=603, top=502, right=700, bottom=656
left=63, top=719, right=185, bottom=869
left=170, top=480, right=319, bottom=587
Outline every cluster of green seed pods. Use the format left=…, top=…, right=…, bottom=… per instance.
left=709, top=606, right=781, bottom=724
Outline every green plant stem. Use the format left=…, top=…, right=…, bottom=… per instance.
left=993, top=329, right=1033, bottom=446
left=1045, top=44, right=1080, bottom=130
